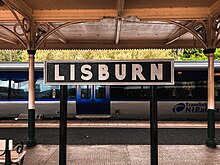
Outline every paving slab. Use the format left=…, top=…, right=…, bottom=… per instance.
left=21, top=145, right=220, bottom=165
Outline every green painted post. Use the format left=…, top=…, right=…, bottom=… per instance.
left=206, top=110, right=216, bottom=148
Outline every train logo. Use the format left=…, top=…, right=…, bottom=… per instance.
left=172, top=103, right=185, bottom=113
left=171, top=102, right=218, bottom=113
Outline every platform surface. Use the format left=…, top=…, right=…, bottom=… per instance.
left=23, top=145, right=220, bottom=165
left=0, top=120, right=219, bottom=164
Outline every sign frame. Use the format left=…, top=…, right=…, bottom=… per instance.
left=44, top=59, right=174, bottom=86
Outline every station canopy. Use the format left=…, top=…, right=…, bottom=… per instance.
left=0, top=0, right=220, bottom=50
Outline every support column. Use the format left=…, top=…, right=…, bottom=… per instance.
left=59, top=85, right=68, bottom=165
left=203, top=48, right=217, bottom=148
left=26, top=50, right=37, bottom=147
left=150, top=86, right=158, bottom=165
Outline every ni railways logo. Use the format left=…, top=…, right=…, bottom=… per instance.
left=172, top=102, right=220, bottom=113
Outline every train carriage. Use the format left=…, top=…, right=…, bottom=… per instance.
left=0, top=61, right=219, bottom=120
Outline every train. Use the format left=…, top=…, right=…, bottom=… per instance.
left=0, top=61, right=220, bottom=120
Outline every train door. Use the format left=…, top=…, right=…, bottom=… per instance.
left=76, top=85, right=110, bottom=114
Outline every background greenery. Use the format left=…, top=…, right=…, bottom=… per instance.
left=0, top=49, right=220, bottom=62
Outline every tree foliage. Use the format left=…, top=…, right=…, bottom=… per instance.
left=214, top=49, right=220, bottom=59
left=0, top=48, right=220, bottom=62
left=173, top=48, right=220, bottom=60
left=0, top=50, right=23, bottom=62
left=20, top=49, right=173, bottom=62
left=172, top=49, right=207, bottom=60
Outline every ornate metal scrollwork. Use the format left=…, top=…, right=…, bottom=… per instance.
left=22, top=18, right=30, bottom=33
left=36, top=22, right=50, bottom=42
left=213, top=18, right=220, bottom=31
left=13, top=18, right=30, bottom=36
left=192, top=21, right=206, bottom=35
left=213, top=15, right=220, bottom=47
left=13, top=141, right=24, bottom=154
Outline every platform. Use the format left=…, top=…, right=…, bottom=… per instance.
left=23, top=144, right=220, bottom=165
left=0, top=120, right=219, bottom=164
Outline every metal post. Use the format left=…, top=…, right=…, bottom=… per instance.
left=59, top=85, right=68, bottom=165
left=203, top=48, right=217, bottom=148
left=5, top=139, right=11, bottom=165
left=150, top=86, right=158, bottom=165
left=26, top=50, right=37, bottom=147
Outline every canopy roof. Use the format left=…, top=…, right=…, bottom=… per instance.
left=0, top=0, right=220, bottom=49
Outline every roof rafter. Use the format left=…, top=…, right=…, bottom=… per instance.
left=0, top=7, right=210, bottom=22
left=115, top=0, right=125, bottom=44
left=3, top=0, right=33, bottom=20
left=33, top=9, right=114, bottom=22
left=210, top=0, right=220, bottom=17
left=129, top=7, right=209, bottom=20
left=116, top=0, right=125, bottom=17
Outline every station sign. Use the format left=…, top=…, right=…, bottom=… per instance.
left=44, top=59, right=174, bottom=85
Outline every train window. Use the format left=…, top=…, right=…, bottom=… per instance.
left=194, top=81, right=207, bottom=100
left=10, top=80, right=28, bottom=99
left=0, top=80, right=9, bottom=99
left=95, top=85, right=105, bottom=99
left=142, top=86, right=150, bottom=99
left=81, top=85, right=91, bottom=99
left=110, top=86, right=124, bottom=100
left=110, top=86, right=148, bottom=100
left=68, top=86, right=76, bottom=99
left=157, top=80, right=207, bottom=101
left=35, top=78, right=60, bottom=99
left=124, top=86, right=142, bottom=99
left=157, top=86, right=175, bottom=100
left=176, top=81, right=195, bottom=99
